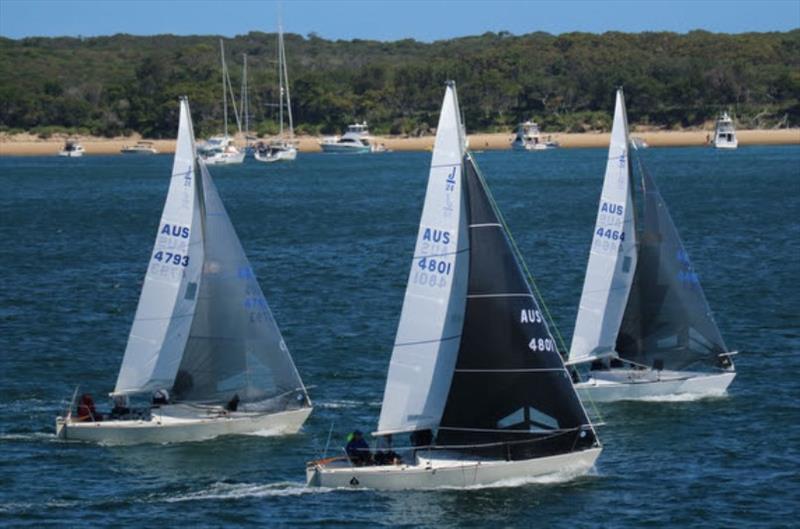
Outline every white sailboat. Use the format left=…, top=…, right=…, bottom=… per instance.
left=55, top=97, right=312, bottom=444
left=567, top=88, right=736, bottom=403
left=202, top=40, right=245, bottom=165
left=255, top=25, right=297, bottom=163
left=712, top=111, right=738, bottom=149
left=306, top=82, right=600, bottom=490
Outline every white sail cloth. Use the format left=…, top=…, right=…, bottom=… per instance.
left=376, top=83, right=470, bottom=435
left=114, top=98, right=204, bottom=395
left=568, top=89, right=638, bottom=365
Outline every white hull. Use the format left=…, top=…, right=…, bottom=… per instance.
left=306, top=447, right=600, bottom=490
left=319, top=143, right=372, bottom=154
left=576, top=369, right=735, bottom=402
left=713, top=140, right=738, bottom=149
left=56, top=405, right=312, bottom=445
left=58, top=150, right=84, bottom=157
left=204, top=151, right=246, bottom=165
left=254, top=147, right=297, bottom=163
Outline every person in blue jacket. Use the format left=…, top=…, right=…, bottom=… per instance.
left=345, top=430, right=371, bottom=466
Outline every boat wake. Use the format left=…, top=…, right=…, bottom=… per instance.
left=638, top=391, right=729, bottom=403
left=162, top=481, right=335, bottom=502
left=317, top=399, right=381, bottom=409
left=0, top=431, right=57, bottom=442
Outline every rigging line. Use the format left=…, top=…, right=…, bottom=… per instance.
left=465, top=151, right=568, bottom=355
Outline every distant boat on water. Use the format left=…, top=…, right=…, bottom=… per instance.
left=567, top=88, right=736, bottom=402
left=255, top=24, right=297, bottom=163
left=201, top=39, right=245, bottom=165
left=120, top=141, right=158, bottom=155
left=55, top=97, right=312, bottom=445
left=320, top=122, right=374, bottom=153
left=511, top=120, right=558, bottom=150
left=306, top=81, right=600, bottom=490
left=712, top=111, right=738, bottom=149
left=58, top=139, right=84, bottom=157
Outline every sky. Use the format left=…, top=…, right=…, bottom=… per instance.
left=1, top=0, right=798, bottom=41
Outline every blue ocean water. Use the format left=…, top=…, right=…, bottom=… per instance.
left=1, top=147, right=798, bottom=527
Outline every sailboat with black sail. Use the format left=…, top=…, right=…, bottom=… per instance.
left=306, top=82, right=600, bottom=490
left=567, top=88, right=736, bottom=402
left=55, top=97, right=312, bottom=444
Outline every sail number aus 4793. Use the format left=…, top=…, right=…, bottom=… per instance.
left=153, top=251, right=189, bottom=267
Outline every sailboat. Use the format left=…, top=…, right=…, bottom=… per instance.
left=55, top=97, right=312, bottom=444
left=202, top=40, right=245, bottom=165
left=306, top=82, right=600, bottom=490
left=254, top=25, right=297, bottom=163
left=567, top=88, right=736, bottom=402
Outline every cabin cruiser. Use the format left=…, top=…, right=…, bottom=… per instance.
left=512, top=120, right=559, bottom=150
left=320, top=122, right=374, bottom=153
left=58, top=139, right=85, bottom=157
left=121, top=141, right=158, bottom=155
left=200, top=135, right=245, bottom=165
left=712, top=112, right=738, bottom=149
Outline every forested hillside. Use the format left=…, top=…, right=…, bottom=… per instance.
left=1, top=29, right=798, bottom=138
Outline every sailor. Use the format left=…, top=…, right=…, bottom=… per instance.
left=225, top=393, right=240, bottom=412
left=152, top=389, right=170, bottom=407
left=375, top=434, right=401, bottom=465
left=76, top=393, right=99, bottom=422
left=345, top=430, right=371, bottom=466
left=110, top=395, right=130, bottom=418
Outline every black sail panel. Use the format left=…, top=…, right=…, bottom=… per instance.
left=616, top=166, right=729, bottom=371
left=436, top=155, right=595, bottom=459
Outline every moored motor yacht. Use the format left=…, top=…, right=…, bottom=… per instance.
left=58, top=139, right=85, bottom=157
left=320, top=122, right=374, bottom=153
left=511, top=120, right=559, bottom=150
left=712, top=111, right=738, bottom=149
left=120, top=141, right=158, bottom=155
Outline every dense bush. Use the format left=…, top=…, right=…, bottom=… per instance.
left=1, top=30, right=798, bottom=138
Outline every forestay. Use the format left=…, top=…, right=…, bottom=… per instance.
left=171, top=160, right=309, bottom=409
left=569, top=89, right=638, bottom=365
left=114, top=98, right=204, bottom=396
left=436, top=155, right=595, bottom=458
left=615, top=165, right=730, bottom=371
left=376, top=82, right=470, bottom=435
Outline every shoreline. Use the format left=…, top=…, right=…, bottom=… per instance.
left=1, top=129, right=798, bottom=156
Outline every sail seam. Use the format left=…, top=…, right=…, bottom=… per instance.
left=469, top=223, right=502, bottom=228
left=466, top=293, right=532, bottom=298
left=454, top=368, right=565, bottom=373
left=394, top=334, right=462, bottom=347
left=412, top=247, right=469, bottom=260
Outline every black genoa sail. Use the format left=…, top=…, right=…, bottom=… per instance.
left=615, top=162, right=731, bottom=372
left=436, top=154, right=596, bottom=459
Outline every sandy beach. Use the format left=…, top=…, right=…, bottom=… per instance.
left=1, top=129, right=798, bottom=156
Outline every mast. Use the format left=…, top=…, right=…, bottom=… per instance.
left=280, top=26, right=294, bottom=140
left=278, top=26, right=284, bottom=139
left=220, top=40, right=228, bottom=138
left=241, top=53, right=249, bottom=135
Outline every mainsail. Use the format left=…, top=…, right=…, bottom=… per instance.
left=568, top=88, right=638, bottom=365
left=114, top=98, right=205, bottom=395
left=171, top=160, right=309, bottom=408
left=376, top=82, right=470, bottom=435
left=436, top=154, right=595, bottom=457
left=615, top=165, right=729, bottom=371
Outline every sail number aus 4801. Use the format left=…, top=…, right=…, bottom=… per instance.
left=153, top=251, right=189, bottom=267
left=529, top=337, right=555, bottom=353
left=412, top=257, right=452, bottom=288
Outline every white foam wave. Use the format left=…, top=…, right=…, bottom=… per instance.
left=318, top=399, right=381, bottom=409
left=0, top=432, right=56, bottom=442
left=638, top=391, right=729, bottom=402
left=162, top=481, right=335, bottom=503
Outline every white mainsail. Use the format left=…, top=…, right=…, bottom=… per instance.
left=568, top=88, right=638, bottom=365
left=114, top=98, right=205, bottom=395
left=376, top=82, right=470, bottom=435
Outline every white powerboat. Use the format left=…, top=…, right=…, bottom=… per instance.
left=201, top=135, right=245, bottom=165
left=511, top=120, right=558, bottom=150
left=567, top=88, right=736, bottom=403
left=306, top=82, right=600, bottom=490
left=55, top=97, right=312, bottom=444
left=320, top=122, right=373, bottom=153
left=58, top=139, right=84, bottom=157
left=120, top=141, right=158, bottom=155
left=712, top=112, right=738, bottom=149
left=254, top=23, right=298, bottom=164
